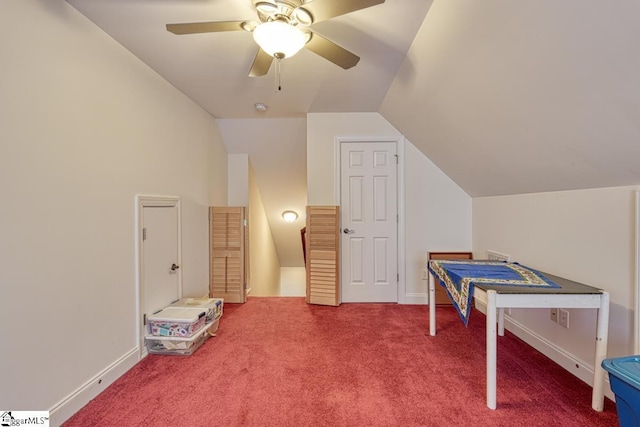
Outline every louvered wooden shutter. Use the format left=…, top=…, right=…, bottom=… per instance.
left=210, top=207, right=246, bottom=303
left=306, top=206, right=340, bottom=306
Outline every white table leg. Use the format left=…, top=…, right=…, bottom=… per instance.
left=486, top=290, right=498, bottom=410
left=498, top=307, right=505, bottom=336
left=592, top=291, right=610, bottom=411
left=429, top=272, right=436, bottom=336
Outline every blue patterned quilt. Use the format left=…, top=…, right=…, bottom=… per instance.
left=427, top=261, right=560, bottom=325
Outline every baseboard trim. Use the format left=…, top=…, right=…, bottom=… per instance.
left=49, top=346, right=140, bottom=426
left=401, top=292, right=427, bottom=305
left=475, top=302, right=613, bottom=400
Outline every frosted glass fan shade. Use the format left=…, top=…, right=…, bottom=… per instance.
left=253, top=21, right=306, bottom=58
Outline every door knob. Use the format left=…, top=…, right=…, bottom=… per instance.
left=171, top=263, right=180, bottom=271
left=343, top=228, right=355, bottom=234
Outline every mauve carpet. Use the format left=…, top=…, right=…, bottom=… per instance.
left=63, top=297, right=618, bottom=426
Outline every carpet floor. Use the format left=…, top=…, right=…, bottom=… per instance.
left=63, top=297, right=618, bottom=426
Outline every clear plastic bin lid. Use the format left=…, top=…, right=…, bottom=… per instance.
left=148, top=307, right=206, bottom=322
left=602, top=355, right=640, bottom=390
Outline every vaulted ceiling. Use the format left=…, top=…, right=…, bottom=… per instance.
left=66, top=0, right=640, bottom=267
left=66, top=0, right=431, bottom=118
left=380, top=0, right=640, bottom=197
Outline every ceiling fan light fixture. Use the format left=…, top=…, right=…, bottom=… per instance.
left=253, top=21, right=306, bottom=58
left=256, top=2, right=278, bottom=15
left=241, top=21, right=258, bottom=32
left=292, top=7, right=313, bottom=26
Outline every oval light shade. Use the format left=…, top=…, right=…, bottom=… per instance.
left=253, top=21, right=306, bottom=58
left=282, top=210, right=298, bottom=223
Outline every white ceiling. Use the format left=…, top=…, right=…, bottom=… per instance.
left=380, top=0, right=640, bottom=198
left=65, top=0, right=432, bottom=267
left=65, top=0, right=640, bottom=268
left=66, top=0, right=432, bottom=118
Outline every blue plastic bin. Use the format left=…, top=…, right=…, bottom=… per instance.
left=602, top=355, right=640, bottom=427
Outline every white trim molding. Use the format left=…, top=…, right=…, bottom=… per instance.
left=334, top=136, right=406, bottom=304
left=49, top=347, right=139, bottom=426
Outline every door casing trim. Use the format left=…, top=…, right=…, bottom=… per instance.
left=135, top=195, right=182, bottom=358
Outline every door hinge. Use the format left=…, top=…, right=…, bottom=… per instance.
left=394, top=154, right=399, bottom=164
left=142, top=228, right=147, bottom=241
left=397, top=273, right=400, bottom=283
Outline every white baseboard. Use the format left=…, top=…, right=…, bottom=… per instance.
left=475, top=302, right=614, bottom=401
left=401, top=292, right=428, bottom=305
left=48, top=346, right=140, bottom=427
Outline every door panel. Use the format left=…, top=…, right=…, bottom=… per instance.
left=374, top=237, right=389, bottom=284
left=210, top=207, right=247, bottom=303
left=143, top=206, right=180, bottom=315
left=341, top=142, right=398, bottom=303
left=142, top=205, right=181, bottom=347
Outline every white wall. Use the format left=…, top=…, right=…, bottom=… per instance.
left=307, top=113, right=472, bottom=303
left=404, top=142, right=472, bottom=300
left=248, top=163, right=281, bottom=296
left=280, top=267, right=306, bottom=297
left=0, top=1, right=227, bottom=422
left=473, top=186, right=636, bottom=376
left=227, top=153, right=250, bottom=206
left=307, top=113, right=401, bottom=206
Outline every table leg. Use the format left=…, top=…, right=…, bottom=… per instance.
left=429, top=272, right=436, bottom=336
left=486, top=290, right=497, bottom=410
left=498, top=307, right=505, bottom=336
left=592, top=291, right=610, bottom=411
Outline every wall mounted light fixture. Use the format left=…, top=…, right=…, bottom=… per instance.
left=282, top=210, right=298, bottom=223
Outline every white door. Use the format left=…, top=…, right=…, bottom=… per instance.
left=141, top=205, right=181, bottom=341
left=340, top=141, right=398, bottom=302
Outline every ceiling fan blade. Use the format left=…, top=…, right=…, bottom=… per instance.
left=305, top=32, right=360, bottom=70
left=249, top=49, right=274, bottom=77
left=166, top=21, right=247, bottom=35
left=301, top=0, right=385, bottom=24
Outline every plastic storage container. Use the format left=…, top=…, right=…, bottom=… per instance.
left=170, top=298, right=223, bottom=322
left=146, top=328, right=208, bottom=356
left=602, top=355, right=640, bottom=427
left=147, top=307, right=206, bottom=337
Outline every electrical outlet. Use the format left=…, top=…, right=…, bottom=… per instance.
left=559, top=309, right=569, bottom=328
left=422, top=269, right=428, bottom=280
left=550, top=308, right=558, bottom=323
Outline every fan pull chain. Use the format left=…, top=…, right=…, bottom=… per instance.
left=275, top=57, right=282, bottom=92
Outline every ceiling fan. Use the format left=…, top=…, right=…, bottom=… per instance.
left=166, top=0, right=386, bottom=77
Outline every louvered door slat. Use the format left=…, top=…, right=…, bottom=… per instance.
left=210, top=207, right=247, bottom=303
left=306, top=206, right=340, bottom=306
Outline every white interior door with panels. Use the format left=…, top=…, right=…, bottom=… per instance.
left=136, top=195, right=182, bottom=357
left=340, top=141, right=398, bottom=303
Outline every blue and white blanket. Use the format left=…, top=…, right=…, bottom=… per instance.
left=427, top=261, right=560, bottom=325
